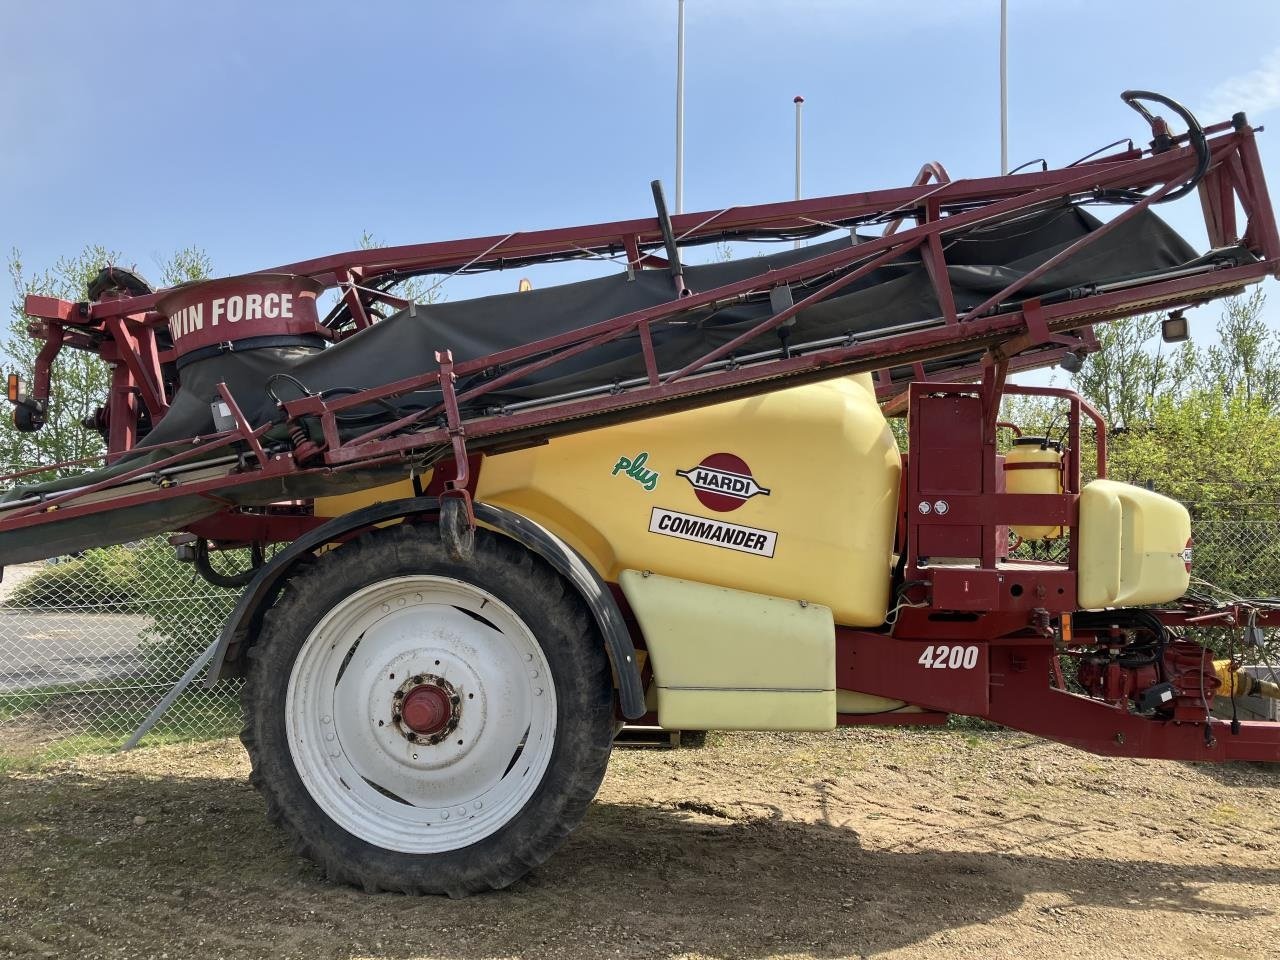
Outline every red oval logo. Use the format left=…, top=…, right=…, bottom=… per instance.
left=675, top=453, right=771, bottom=512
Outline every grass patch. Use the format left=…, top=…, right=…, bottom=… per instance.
left=0, top=681, right=242, bottom=769
left=944, top=714, right=1003, bottom=733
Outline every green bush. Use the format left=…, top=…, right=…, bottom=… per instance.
left=131, top=541, right=242, bottom=681
left=5, top=546, right=141, bottom=611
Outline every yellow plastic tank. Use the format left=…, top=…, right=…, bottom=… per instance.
left=476, top=374, right=901, bottom=627
left=1077, top=479, right=1192, bottom=609
left=1004, top=437, right=1064, bottom=540
left=315, top=374, right=902, bottom=626
left=619, top=571, right=836, bottom=730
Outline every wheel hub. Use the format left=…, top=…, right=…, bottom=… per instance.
left=393, top=673, right=460, bottom=744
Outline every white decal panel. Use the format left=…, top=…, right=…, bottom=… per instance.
left=648, top=507, right=777, bottom=557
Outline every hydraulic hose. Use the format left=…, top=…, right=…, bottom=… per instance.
left=1121, top=90, right=1211, bottom=203
left=195, top=538, right=266, bottom=589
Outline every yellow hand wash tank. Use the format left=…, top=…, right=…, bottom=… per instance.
left=1003, top=437, right=1065, bottom=540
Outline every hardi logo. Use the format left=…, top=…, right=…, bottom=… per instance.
left=675, top=453, right=770, bottom=512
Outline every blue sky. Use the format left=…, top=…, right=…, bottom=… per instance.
left=4, top=0, right=1280, bottom=358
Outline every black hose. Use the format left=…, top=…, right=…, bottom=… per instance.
left=1068, top=138, right=1135, bottom=167
left=266, top=373, right=314, bottom=405
left=1120, top=90, right=1211, bottom=203
left=195, top=539, right=265, bottom=589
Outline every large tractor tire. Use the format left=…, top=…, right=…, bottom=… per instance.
left=240, top=522, right=615, bottom=896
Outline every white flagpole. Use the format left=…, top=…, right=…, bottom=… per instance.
left=1000, top=0, right=1008, bottom=174
left=675, top=0, right=686, bottom=213
left=794, top=95, right=804, bottom=249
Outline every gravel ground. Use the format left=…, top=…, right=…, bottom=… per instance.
left=0, top=728, right=1277, bottom=960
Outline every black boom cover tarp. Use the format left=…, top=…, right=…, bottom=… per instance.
left=0, top=203, right=1216, bottom=563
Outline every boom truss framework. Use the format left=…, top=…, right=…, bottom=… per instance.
left=8, top=98, right=1280, bottom=542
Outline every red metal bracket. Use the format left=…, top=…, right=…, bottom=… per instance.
left=105, top=316, right=168, bottom=419
left=436, top=349, right=476, bottom=560
left=31, top=324, right=65, bottom=407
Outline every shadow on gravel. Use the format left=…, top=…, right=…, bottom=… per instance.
left=1183, top=759, right=1280, bottom=786
left=1, top=767, right=1276, bottom=959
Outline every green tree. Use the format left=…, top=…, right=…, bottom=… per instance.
left=1071, top=292, right=1280, bottom=529
left=1073, top=292, right=1279, bottom=426
left=1071, top=312, right=1195, bottom=429
left=1192, top=289, right=1280, bottom=409
left=1103, top=389, right=1280, bottom=507
left=3, top=246, right=212, bottom=477
left=4, top=245, right=125, bottom=475
left=158, top=246, right=214, bottom=288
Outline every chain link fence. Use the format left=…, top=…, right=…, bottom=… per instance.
left=1186, top=505, right=1280, bottom=602
left=0, top=537, right=244, bottom=765
left=1, top=505, right=1278, bottom=763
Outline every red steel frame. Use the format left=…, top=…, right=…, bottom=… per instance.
left=846, top=369, right=1280, bottom=761
left=9, top=106, right=1280, bottom=762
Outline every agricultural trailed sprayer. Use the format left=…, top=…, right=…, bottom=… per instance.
left=6, top=92, right=1280, bottom=895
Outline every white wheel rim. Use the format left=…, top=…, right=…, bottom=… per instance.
left=286, top=575, right=557, bottom=854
